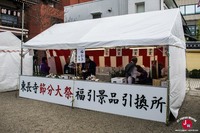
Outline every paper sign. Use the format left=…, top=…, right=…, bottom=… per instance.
left=77, top=48, right=85, bottom=63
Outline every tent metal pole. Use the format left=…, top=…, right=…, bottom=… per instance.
left=166, top=45, right=170, bottom=125
left=20, top=2, right=25, bottom=75
left=71, top=49, right=76, bottom=108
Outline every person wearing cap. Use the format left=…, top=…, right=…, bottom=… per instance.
left=81, top=55, right=96, bottom=80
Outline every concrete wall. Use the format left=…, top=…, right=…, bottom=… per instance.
left=64, top=0, right=177, bottom=22
left=128, top=0, right=161, bottom=14
left=64, top=0, right=128, bottom=22
left=175, top=0, right=198, bottom=6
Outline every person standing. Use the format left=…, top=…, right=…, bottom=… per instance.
left=40, top=57, right=50, bottom=76
left=33, top=56, right=39, bottom=75
left=81, top=55, right=96, bottom=80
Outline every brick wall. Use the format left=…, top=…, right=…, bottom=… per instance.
left=27, top=4, right=64, bottom=39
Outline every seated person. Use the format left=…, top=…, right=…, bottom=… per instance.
left=40, top=57, right=50, bottom=76
left=135, top=65, right=148, bottom=84
left=125, top=57, right=148, bottom=85
left=127, top=66, right=138, bottom=84
left=158, top=63, right=164, bottom=78
left=161, top=67, right=168, bottom=78
left=64, top=62, right=75, bottom=74
left=125, top=57, right=138, bottom=84
left=81, top=55, right=96, bottom=80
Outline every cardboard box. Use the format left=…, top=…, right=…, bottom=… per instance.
left=153, top=79, right=161, bottom=86
left=161, top=81, right=168, bottom=88
left=111, top=77, right=126, bottom=84
left=153, top=78, right=168, bottom=87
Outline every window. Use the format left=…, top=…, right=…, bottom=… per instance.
left=179, top=4, right=200, bottom=15
left=185, top=5, right=195, bottom=15
left=136, top=2, right=145, bottom=13
left=196, top=5, right=200, bottom=13
left=188, top=25, right=196, bottom=36
left=91, top=12, right=102, bottom=19
left=188, top=25, right=199, bottom=36
left=180, top=6, right=185, bottom=15
left=1, top=14, right=17, bottom=26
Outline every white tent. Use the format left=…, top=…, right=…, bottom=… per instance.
left=23, top=9, right=186, bottom=119
left=0, top=31, right=33, bottom=92
left=23, top=9, right=185, bottom=50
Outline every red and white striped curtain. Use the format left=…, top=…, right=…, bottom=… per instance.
left=47, top=50, right=71, bottom=74
left=46, top=48, right=167, bottom=74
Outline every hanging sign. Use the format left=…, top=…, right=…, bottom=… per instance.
left=147, top=48, right=154, bottom=56
left=132, top=49, right=139, bottom=56
left=77, top=48, right=85, bottom=63
left=163, top=46, right=168, bottom=56
left=104, top=48, right=110, bottom=57
left=116, top=48, right=122, bottom=56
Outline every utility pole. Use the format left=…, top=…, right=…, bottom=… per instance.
left=20, top=1, right=25, bottom=75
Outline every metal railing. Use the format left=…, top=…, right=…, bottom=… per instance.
left=186, top=78, right=200, bottom=90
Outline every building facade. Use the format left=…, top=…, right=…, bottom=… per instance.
left=26, top=1, right=64, bottom=39
left=63, top=0, right=200, bottom=71
left=176, top=0, right=200, bottom=39
left=59, top=0, right=179, bottom=73
left=64, top=0, right=177, bottom=22
left=0, top=0, right=66, bottom=72
left=0, top=0, right=28, bottom=38
left=176, top=0, right=200, bottom=70
left=0, top=0, right=65, bottom=40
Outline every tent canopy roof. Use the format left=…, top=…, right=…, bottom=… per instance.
left=24, top=9, right=185, bottom=50
left=0, top=31, right=21, bottom=50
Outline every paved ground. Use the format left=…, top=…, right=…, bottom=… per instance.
left=0, top=89, right=199, bottom=133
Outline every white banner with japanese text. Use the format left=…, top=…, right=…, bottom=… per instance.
left=76, top=48, right=85, bottom=63
left=19, top=76, right=167, bottom=123
left=19, top=76, right=74, bottom=106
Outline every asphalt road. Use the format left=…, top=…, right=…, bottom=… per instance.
left=0, top=90, right=199, bottom=133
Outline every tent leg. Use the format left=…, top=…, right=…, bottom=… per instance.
left=15, top=89, right=19, bottom=98
left=20, top=2, right=25, bottom=75
left=71, top=79, right=75, bottom=109
left=166, top=46, right=170, bottom=125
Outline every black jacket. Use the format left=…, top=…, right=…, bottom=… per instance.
left=125, top=62, right=135, bottom=77
left=82, top=60, right=96, bottom=76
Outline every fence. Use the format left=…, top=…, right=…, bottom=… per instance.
left=186, top=78, right=200, bottom=90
